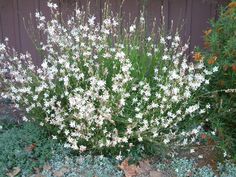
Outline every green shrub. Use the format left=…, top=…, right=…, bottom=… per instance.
left=198, top=0, right=236, bottom=159
left=0, top=2, right=217, bottom=158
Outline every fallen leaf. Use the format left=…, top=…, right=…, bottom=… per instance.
left=149, top=170, right=164, bottom=177
left=34, top=167, right=41, bottom=174
left=136, top=160, right=152, bottom=175
left=25, top=143, right=37, bottom=152
left=53, top=167, right=69, bottom=177
left=118, top=158, right=138, bottom=177
left=6, top=167, right=21, bottom=177
left=33, top=167, right=45, bottom=177
left=43, top=164, right=52, bottom=171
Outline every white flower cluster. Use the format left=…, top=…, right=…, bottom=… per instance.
left=0, top=3, right=217, bottom=155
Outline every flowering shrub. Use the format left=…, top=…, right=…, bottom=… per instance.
left=196, top=0, right=236, bottom=159
left=0, top=3, right=217, bottom=157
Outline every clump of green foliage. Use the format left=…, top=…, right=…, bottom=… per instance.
left=199, top=0, right=236, bottom=160
left=0, top=2, right=216, bottom=159
left=0, top=122, right=60, bottom=176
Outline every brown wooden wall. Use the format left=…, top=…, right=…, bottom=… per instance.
left=0, top=0, right=229, bottom=64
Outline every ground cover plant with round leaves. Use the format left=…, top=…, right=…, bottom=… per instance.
left=0, top=2, right=218, bottom=159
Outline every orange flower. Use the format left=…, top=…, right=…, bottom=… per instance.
left=201, top=133, right=207, bottom=139
left=204, top=29, right=212, bottom=36
left=207, top=56, right=217, bottom=65
left=204, top=41, right=210, bottom=49
left=193, top=52, right=202, bottom=61
left=232, top=64, right=236, bottom=72
left=228, top=2, right=236, bottom=8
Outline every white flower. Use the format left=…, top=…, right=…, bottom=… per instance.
left=223, top=151, right=227, bottom=157
left=184, top=90, right=191, bottom=98
left=35, top=12, right=40, bottom=18
left=79, top=145, right=87, bottom=152
left=70, top=121, right=76, bottom=128
left=52, top=135, right=57, bottom=140
left=135, top=113, right=143, bottom=119
left=116, top=154, right=122, bottom=161
left=162, top=55, right=169, bottom=60
left=198, top=155, right=203, bottom=159
left=163, top=138, right=170, bottom=144
left=174, top=36, right=180, bottom=42
left=206, top=104, right=211, bottom=109
left=162, top=67, right=167, bottom=72
left=129, top=25, right=136, bottom=33
left=160, top=37, right=165, bottom=44
left=47, top=2, right=58, bottom=9
left=147, top=52, right=152, bottom=57
left=112, top=19, right=118, bottom=26
left=88, top=16, right=96, bottom=26
left=138, top=137, right=143, bottom=142
left=126, top=128, right=132, bottom=134
left=64, top=76, right=69, bottom=86
left=212, top=66, right=219, bottom=72
left=167, top=36, right=172, bottom=40
left=22, top=116, right=28, bottom=122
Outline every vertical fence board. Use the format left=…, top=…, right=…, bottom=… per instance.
left=0, top=0, right=230, bottom=63
left=0, top=3, right=3, bottom=43
left=60, top=0, right=76, bottom=21
left=146, top=0, right=162, bottom=36
left=168, top=0, right=187, bottom=34
left=184, top=0, right=193, bottom=55
left=190, top=0, right=213, bottom=52
left=105, top=0, right=122, bottom=16
left=163, top=0, right=169, bottom=30
left=0, top=0, right=21, bottom=50
left=18, top=0, right=41, bottom=64
left=146, top=0, right=162, bottom=24
left=122, top=0, right=140, bottom=27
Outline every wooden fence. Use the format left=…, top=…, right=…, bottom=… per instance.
left=0, top=0, right=229, bottom=64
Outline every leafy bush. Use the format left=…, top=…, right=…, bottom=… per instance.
left=0, top=122, right=61, bottom=176
left=0, top=2, right=217, bottom=158
left=197, top=0, right=236, bottom=159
